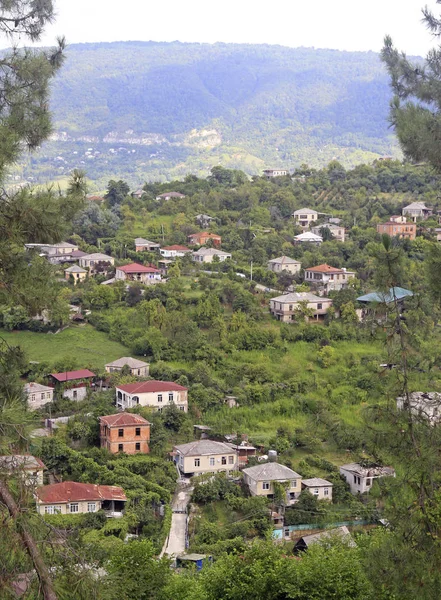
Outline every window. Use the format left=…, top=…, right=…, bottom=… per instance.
left=45, top=505, right=61, bottom=514
left=353, top=475, right=357, bottom=483
left=137, top=369, right=140, bottom=375
left=118, top=428, right=124, bottom=437
left=135, top=442, right=141, bottom=451
left=262, top=482, right=270, bottom=490
left=179, top=406, right=185, bottom=411
left=87, top=502, right=96, bottom=513
left=313, top=488, right=319, bottom=495
left=118, top=444, right=123, bottom=452
left=291, top=480, right=297, bottom=488
left=289, top=305, right=293, bottom=311
left=73, top=390, right=77, bottom=400
left=221, top=456, right=227, bottom=465
left=132, top=396, right=139, bottom=405
left=31, top=394, right=35, bottom=402
left=357, top=477, right=361, bottom=485
left=69, top=503, right=79, bottom=513
left=317, top=303, right=322, bottom=309
left=228, top=456, right=234, bottom=464
left=41, top=393, right=45, bottom=400
left=194, top=458, right=200, bottom=467
left=135, top=427, right=141, bottom=436
left=209, top=457, right=215, bottom=466
left=284, top=527, right=290, bottom=537
left=324, top=488, right=329, bottom=496
left=158, top=394, right=163, bottom=403
left=168, top=392, right=173, bottom=402
left=366, top=478, right=372, bottom=486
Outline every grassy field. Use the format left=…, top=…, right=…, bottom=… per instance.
left=0, top=324, right=130, bottom=370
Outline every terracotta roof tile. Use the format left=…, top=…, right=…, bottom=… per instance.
left=100, top=413, right=150, bottom=427
left=36, top=481, right=127, bottom=503
left=116, top=380, right=187, bottom=394
left=51, top=369, right=95, bottom=382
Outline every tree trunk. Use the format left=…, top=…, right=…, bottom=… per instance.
left=0, top=479, right=58, bottom=600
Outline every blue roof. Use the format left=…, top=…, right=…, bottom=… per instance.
left=357, top=287, right=413, bottom=304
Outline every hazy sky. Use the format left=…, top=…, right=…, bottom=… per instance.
left=26, top=0, right=441, bottom=55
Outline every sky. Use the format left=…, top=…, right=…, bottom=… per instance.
left=29, top=0, right=440, bottom=56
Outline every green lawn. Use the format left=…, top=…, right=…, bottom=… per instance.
left=0, top=324, right=130, bottom=370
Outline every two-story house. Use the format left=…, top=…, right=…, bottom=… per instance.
left=115, top=263, right=162, bottom=284
left=292, top=208, right=319, bottom=227
left=304, top=264, right=355, bottom=294
left=402, top=201, right=432, bottom=222
left=192, top=248, right=231, bottom=263
left=267, top=256, right=301, bottom=275
left=311, top=223, right=346, bottom=242
left=187, top=232, right=222, bottom=247
left=301, top=477, right=333, bottom=501
left=242, top=462, right=302, bottom=504
left=115, top=381, right=188, bottom=412
left=100, top=413, right=151, bottom=454
left=173, top=440, right=238, bottom=476
left=0, top=454, right=46, bottom=486
left=24, top=382, right=54, bottom=410
left=270, top=292, right=333, bottom=322
left=79, top=253, right=114, bottom=273
left=35, top=481, right=127, bottom=517
left=105, top=357, right=150, bottom=377
left=134, top=238, right=160, bottom=252
left=50, top=369, right=95, bottom=401
left=64, top=265, right=88, bottom=284
left=159, top=245, right=192, bottom=258
left=339, top=463, right=395, bottom=495
left=377, top=220, right=416, bottom=240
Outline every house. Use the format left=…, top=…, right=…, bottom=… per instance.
left=402, top=201, right=432, bottom=222
left=192, top=248, right=231, bottom=263
left=301, top=478, right=333, bottom=501
left=79, top=253, right=114, bottom=273
left=339, top=463, right=395, bottom=495
left=156, top=192, right=186, bottom=200
left=195, top=214, right=215, bottom=228
left=294, top=526, right=355, bottom=552
left=134, top=238, right=160, bottom=252
left=35, top=481, right=127, bottom=517
left=100, top=413, right=151, bottom=454
left=105, top=357, right=150, bottom=377
left=376, top=221, right=416, bottom=240
left=396, top=391, right=441, bottom=424
left=390, top=215, right=407, bottom=223
left=263, top=169, right=288, bottom=178
left=0, top=454, right=46, bottom=486
left=242, top=462, right=302, bottom=505
left=225, top=441, right=256, bottom=465
left=356, top=287, right=413, bottom=306
left=131, top=188, right=145, bottom=199
left=24, top=382, right=54, bottom=410
left=435, top=228, right=441, bottom=242
left=86, top=194, right=105, bottom=203
left=50, top=369, right=95, bottom=401
left=173, top=439, right=238, bottom=476
left=115, top=380, right=188, bottom=412
left=187, top=232, right=222, bottom=247
left=267, top=256, right=301, bottom=275
left=304, top=264, right=356, bottom=294
left=158, top=258, right=173, bottom=275
left=64, top=265, right=87, bottom=284
left=269, top=292, right=333, bottom=322
left=159, top=245, right=192, bottom=258
left=25, top=242, right=80, bottom=264
left=292, top=208, right=319, bottom=227
left=115, top=263, right=162, bottom=284
left=311, top=223, right=346, bottom=242
left=293, top=232, right=323, bottom=246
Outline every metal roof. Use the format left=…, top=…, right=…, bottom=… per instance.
left=268, top=256, right=301, bottom=265
left=51, top=369, right=95, bottom=382
left=116, top=380, right=187, bottom=394
left=105, top=357, right=149, bottom=369
left=242, top=462, right=301, bottom=480
left=302, top=478, right=333, bottom=487
left=270, top=291, right=330, bottom=303
left=299, top=526, right=355, bottom=547
left=36, top=481, right=126, bottom=504
left=357, top=287, right=413, bottom=304
left=174, top=439, right=234, bottom=457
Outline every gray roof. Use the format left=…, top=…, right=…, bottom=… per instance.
left=299, top=526, right=355, bottom=547
left=0, top=454, right=45, bottom=470
left=193, top=248, right=231, bottom=257
left=270, top=291, right=330, bottom=303
left=403, top=202, right=430, bottom=210
left=52, top=242, right=78, bottom=249
left=293, top=208, right=318, bottom=215
left=81, top=253, right=113, bottom=261
left=65, top=265, right=87, bottom=273
left=135, top=238, right=160, bottom=246
left=242, top=462, right=301, bottom=481
left=174, top=439, right=234, bottom=457
left=105, top=357, right=149, bottom=369
left=294, top=232, right=323, bottom=241
left=196, top=214, right=214, bottom=220
left=302, top=478, right=333, bottom=487
left=24, top=382, right=53, bottom=394
left=268, top=256, right=301, bottom=265
left=340, top=463, right=395, bottom=478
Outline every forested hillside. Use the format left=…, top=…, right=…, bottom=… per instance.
left=14, top=42, right=401, bottom=186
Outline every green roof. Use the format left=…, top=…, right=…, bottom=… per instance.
left=357, top=287, right=413, bottom=304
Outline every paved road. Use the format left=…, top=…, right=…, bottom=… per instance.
left=162, top=485, right=192, bottom=557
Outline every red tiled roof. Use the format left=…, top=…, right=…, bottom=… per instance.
left=305, top=264, right=343, bottom=274
left=36, top=481, right=127, bottom=504
left=161, top=245, right=190, bottom=251
left=51, top=369, right=95, bottom=382
left=100, top=413, right=150, bottom=427
left=116, top=380, right=188, bottom=394
left=117, top=263, right=160, bottom=273
left=189, top=232, right=221, bottom=239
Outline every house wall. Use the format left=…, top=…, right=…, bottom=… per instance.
left=100, top=424, right=150, bottom=454
left=303, top=485, right=332, bottom=501
left=304, top=270, right=354, bottom=292
left=377, top=223, right=416, bottom=240
left=244, top=475, right=302, bottom=503
left=27, top=389, right=53, bottom=410
left=116, top=388, right=188, bottom=412
left=293, top=212, right=318, bottom=227
left=177, top=452, right=237, bottom=475
left=270, top=299, right=333, bottom=322
left=79, top=257, right=114, bottom=270
left=268, top=262, right=301, bottom=275
left=340, top=468, right=370, bottom=494
left=105, top=365, right=149, bottom=377
left=37, top=500, right=103, bottom=515
left=63, top=386, right=88, bottom=401
left=65, top=271, right=86, bottom=284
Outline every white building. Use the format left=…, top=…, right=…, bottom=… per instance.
left=311, top=223, right=346, bottom=242
left=192, top=248, right=232, bottom=263
left=135, top=238, right=160, bottom=252
left=396, top=392, right=441, bottom=424
left=105, top=357, right=150, bottom=377
left=24, top=382, right=54, bottom=410
left=79, top=253, right=114, bottom=272
left=304, top=264, right=355, bottom=294
left=242, top=462, right=302, bottom=505
left=115, top=381, right=188, bottom=412
left=174, top=440, right=238, bottom=476
left=270, top=291, right=333, bottom=322
left=339, top=463, right=395, bottom=495
left=293, top=232, right=323, bottom=246
left=402, top=202, right=432, bottom=222
left=301, top=478, right=333, bottom=501
left=115, top=263, right=162, bottom=283
left=292, top=208, right=319, bottom=227
left=263, top=169, right=288, bottom=178
left=267, top=256, right=301, bottom=275
left=0, top=454, right=46, bottom=486
left=159, top=245, right=191, bottom=258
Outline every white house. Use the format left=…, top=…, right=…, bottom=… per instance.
left=301, top=478, right=333, bottom=501
left=115, top=263, right=162, bottom=283
left=402, top=202, right=432, bottom=222
left=263, top=169, right=288, bottom=178
left=105, top=357, right=150, bottom=377
left=50, top=369, right=95, bottom=401
left=159, top=245, right=191, bottom=258
left=242, top=462, right=302, bottom=505
left=396, top=392, right=441, bottom=424
left=270, top=291, right=333, bottom=322
left=79, top=253, right=114, bottom=272
left=0, top=454, right=46, bottom=486
left=292, top=208, right=319, bottom=227
left=134, top=238, right=160, bottom=252
left=173, top=440, right=238, bottom=476
left=25, top=242, right=80, bottom=264
left=156, top=192, right=186, bottom=200
left=192, top=248, right=232, bottom=263
left=35, top=482, right=127, bottom=517
left=115, top=381, right=188, bottom=412
left=293, top=232, right=323, bottom=246
left=311, top=223, right=346, bottom=242
left=267, top=256, right=301, bottom=275
left=24, top=382, right=54, bottom=410
left=339, top=463, right=395, bottom=495
left=304, top=264, right=355, bottom=294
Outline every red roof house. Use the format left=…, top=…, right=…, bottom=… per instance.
left=187, top=232, right=222, bottom=247
left=50, top=369, right=95, bottom=402
left=115, top=262, right=162, bottom=283
left=36, top=481, right=127, bottom=516
left=115, top=380, right=188, bottom=412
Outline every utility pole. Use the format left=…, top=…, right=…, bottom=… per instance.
left=161, top=223, right=165, bottom=242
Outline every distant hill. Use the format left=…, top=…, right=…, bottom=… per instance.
left=17, top=41, right=400, bottom=187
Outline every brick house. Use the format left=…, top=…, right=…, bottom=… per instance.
left=376, top=221, right=416, bottom=240
left=115, top=380, right=188, bottom=412
left=50, top=369, right=95, bottom=401
left=35, top=481, right=127, bottom=517
left=187, top=232, right=222, bottom=247
left=115, top=263, right=162, bottom=284
left=100, top=413, right=151, bottom=454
